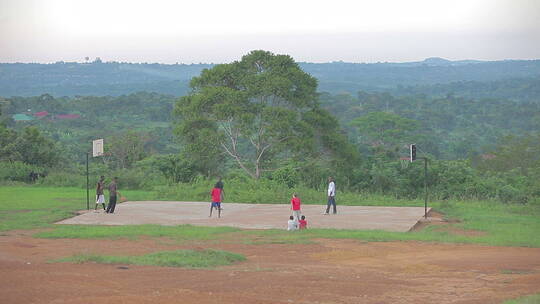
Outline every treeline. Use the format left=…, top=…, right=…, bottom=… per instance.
left=2, top=59, right=540, bottom=97
left=0, top=61, right=209, bottom=97
left=389, top=77, right=540, bottom=102
left=1, top=54, right=540, bottom=205
left=1, top=92, right=178, bottom=162
left=320, top=91, right=540, bottom=160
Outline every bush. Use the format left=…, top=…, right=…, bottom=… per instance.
left=38, top=171, right=86, bottom=187
left=135, top=155, right=197, bottom=183
left=109, top=168, right=168, bottom=190
left=498, top=185, right=528, bottom=204
left=271, top=164, right=300, bottom=188
left=0, top=161, right=45, bottom=182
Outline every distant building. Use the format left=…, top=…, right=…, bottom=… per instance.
left=56, top=114, right=81, bottom=120
left=481, top=153, right=496, bottom=160
left=33, top=111, right=49, bottom=118
left=12, top=114, right=34, bottom=121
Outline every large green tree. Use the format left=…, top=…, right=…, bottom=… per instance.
left=0, top=126, right=60, bottom=167
left=175, top=50, right=356, bottom=179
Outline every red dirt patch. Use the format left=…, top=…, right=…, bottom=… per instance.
left=1, top=233, right=539, bottom=304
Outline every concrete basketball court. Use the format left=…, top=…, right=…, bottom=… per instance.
left=57, top=201, right=430, bottom=232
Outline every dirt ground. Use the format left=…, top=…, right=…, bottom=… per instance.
left=1, top=230, right=540, bottom=304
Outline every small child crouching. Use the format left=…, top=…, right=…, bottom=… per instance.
left=298, top=215, right=307, bottom=229
left=287, top=215, right=298, bottom=231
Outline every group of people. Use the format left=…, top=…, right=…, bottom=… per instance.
left=208, top=176, right=338, bottom=231
left=286, top=177, right=337, bottom=230
left=94, top=175, right=120, bottom=214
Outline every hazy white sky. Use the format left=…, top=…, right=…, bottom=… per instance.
left=1, top=0, right=539, bottom=63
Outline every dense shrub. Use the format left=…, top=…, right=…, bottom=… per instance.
left=0, top=161, right=45, bottom=182
left=271, top=164, right=300, bottom=188
left=37, top=171, right=86, bottom=187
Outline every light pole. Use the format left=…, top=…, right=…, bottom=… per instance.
left=410, top=144, right=428, bottom=218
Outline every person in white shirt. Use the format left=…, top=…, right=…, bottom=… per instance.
left=287, top=215, right=298, bottom=231
left=324, top=176, right=337, bottom=214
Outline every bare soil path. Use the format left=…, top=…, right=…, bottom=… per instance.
left=1, top=231, right=539, bottom=304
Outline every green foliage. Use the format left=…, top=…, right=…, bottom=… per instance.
left=35, top=168, right=168, bottom=190
left=477, top=133, right=540, bottom=175
left=35, top=224, right=238, bottom=240
left=53, top=249, right=246, bottom=268
left=2, top=92, right=180, bottom=165
left=3, top=60, right=540, bottom=97
left=0, top=125, right=61, bottom=167
left=271, top=162, right=300, bottom=188
left=350, top=111, right=420, bottom=147
left=0, top=161, right=45, bottom=182
left=2, top=57, right=539, bottom=208
left=503, top=293, right=540, bottom=304
left=2, top=186, right=540, bottom=247
left=135, top=154, right=197, bottom=183
left=154, top=177, right=422, bottom=206
left=175, top=50, right=359, bottom=179
left=0, top=186, right=155, bottom=231
left=320, top=91, right=540, bottom=160
left=105, top=131, right=151, bottom=169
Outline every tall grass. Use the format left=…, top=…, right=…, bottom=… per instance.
left=155, top=178, right=423, bottom=206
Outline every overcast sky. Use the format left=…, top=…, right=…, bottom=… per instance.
left=1, top=0, right=539, bottom=63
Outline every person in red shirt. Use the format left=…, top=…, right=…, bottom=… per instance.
left=290, top=193, right=301, bottom=223
left=299, top=215, right=307, bottom=229
left=209, top=184, right=222, bottom=218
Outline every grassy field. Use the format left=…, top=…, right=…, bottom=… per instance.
left=0, top=186, right=156, bottom=232
left=53, top=249, right=246, bottom=268
left=1, top=186, right=540, bottom=247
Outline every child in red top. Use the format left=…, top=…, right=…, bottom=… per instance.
left=290, top=193, right=301, bottom=223
left=209, top=185, right=222, bottom=218
left=299, top=215, right=307, bottom=229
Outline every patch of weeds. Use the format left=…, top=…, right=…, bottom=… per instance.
left=503, top=293, right=540, bottom=304
left=52, top=249, right=246, bottom=268
left=501, top=269, right=535, bottom=275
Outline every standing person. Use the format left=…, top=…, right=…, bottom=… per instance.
left=94, top=175, right=106, bottom=212
left=324, top=176, right=337, bottom=215
left=106, top=177, right=119, bottom=214
left=215, top=177, right=224, bottom=206
left=209, top=183, right=222, bottom=218
left=290, top=193, right=301, bottom=223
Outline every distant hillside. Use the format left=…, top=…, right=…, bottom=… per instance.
left=305, top=59, right=540, bottom=93
left=0, top=58, right=539, bottom=97
left=389, top=77, right=540, bottom=102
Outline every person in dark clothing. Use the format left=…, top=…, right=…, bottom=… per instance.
left=95, top=175, right=106, bottom=211
left=106, top=177, right=119, bottom=214
left=215, top=177, right=224, bottom=199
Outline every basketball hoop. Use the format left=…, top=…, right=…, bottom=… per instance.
left=399, top=157, right=411, bottom=169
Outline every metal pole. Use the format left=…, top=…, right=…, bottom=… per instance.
left=424, top=157, right=428, bottom=218
left=86, top=152, right=89, bottom=210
